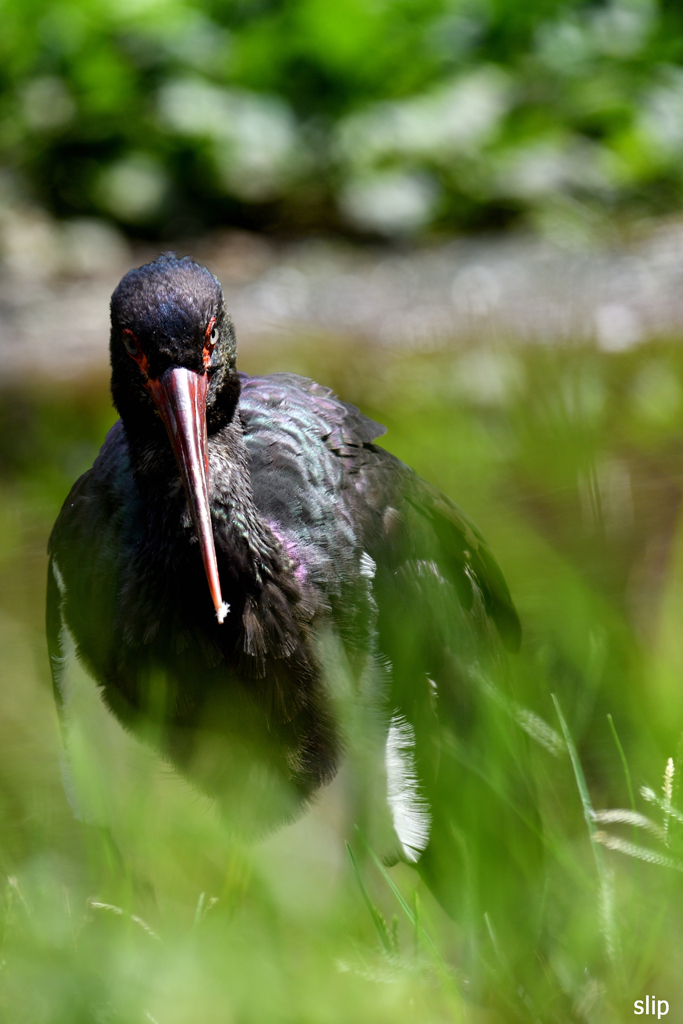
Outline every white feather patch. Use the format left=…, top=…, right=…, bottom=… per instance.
left=49, top=565, right=97, bottom=822
left=50, top=559, right=74, bottom=706
left=360, top=552, right=376, bottom=579
left=385, top=713, right=431, bottom=862
left=51, top=558, right=66, bottom=597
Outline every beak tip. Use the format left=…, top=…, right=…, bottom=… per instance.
left=216, top=601, right=230, bottom=624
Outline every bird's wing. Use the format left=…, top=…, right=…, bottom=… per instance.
left=239, top=372, right=537, bottom=905
left=46, top=421, right=167, bottom=830
left=47, top=421, right=140, bottom=695
left=305, top=385, right=540, bottom=925
left=355, top=455, right=521, bottom=654
left=239, top=371, right=519, bottom=651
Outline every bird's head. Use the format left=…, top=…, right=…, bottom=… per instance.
left=109, top=253, right=238, bottom=624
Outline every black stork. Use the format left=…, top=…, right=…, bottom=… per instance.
left=47, top=253, right=537, bottom=937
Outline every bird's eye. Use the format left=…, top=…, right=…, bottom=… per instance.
left=123, top=330, right=139, bottom=357
left=203, top=319, right=218, bottom=370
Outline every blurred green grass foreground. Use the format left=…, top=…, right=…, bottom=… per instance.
left=3, top=334, right=683, bottom=1021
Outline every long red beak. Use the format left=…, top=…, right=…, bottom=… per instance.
left=146, top=367, right=229, bottom=624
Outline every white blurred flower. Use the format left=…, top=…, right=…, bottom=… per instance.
left=535, top=18, right=592, bottom=74
left=496, top=139, right=611, bottom=199
left=338, top=171, right=439, bottom=236
left=536, top=1, right=655, bottom=72
left=335, top=66, right=511, bottom=168
left=424, top=13, right=484, bottom=61
left=156, top=14, right=230, bottom=71
left=96, top=153, right=169, bottom=222
left=639, top=67, right=683, bottom=155
left=20, top=76, right=75, bottom=131
left=589, top=0, right=655, bottom=58
left=157, top=78, right=303, bottom=201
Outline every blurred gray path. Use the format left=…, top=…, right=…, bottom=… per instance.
left=3, top=212, right=683, bottom=381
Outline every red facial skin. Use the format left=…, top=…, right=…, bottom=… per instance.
left=123, top=323, right=228, bottom=623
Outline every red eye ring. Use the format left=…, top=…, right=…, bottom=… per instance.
left=203, top=317, right=217, bottom=370
left=123, top=329, right=150, bottom=376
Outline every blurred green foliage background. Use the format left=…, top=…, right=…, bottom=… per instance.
left=3, top=0, right=683, bottom=239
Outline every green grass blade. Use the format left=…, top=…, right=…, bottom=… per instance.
left=357, top=836, right=445, bottom=964
left=346, top=843, right=393, bottom=955
left=553, top=694, right=622, bottom=973
left=607, top=712, right=639, bottom=864
left=607, top=714, right=636, bottom=815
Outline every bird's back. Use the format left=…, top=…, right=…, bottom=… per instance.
left=239, top=370, right=520, bottom=650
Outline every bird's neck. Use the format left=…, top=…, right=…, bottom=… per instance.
left=124, top=413, right=287, bottom=589
left=207, top=417, right=284, bottom=576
